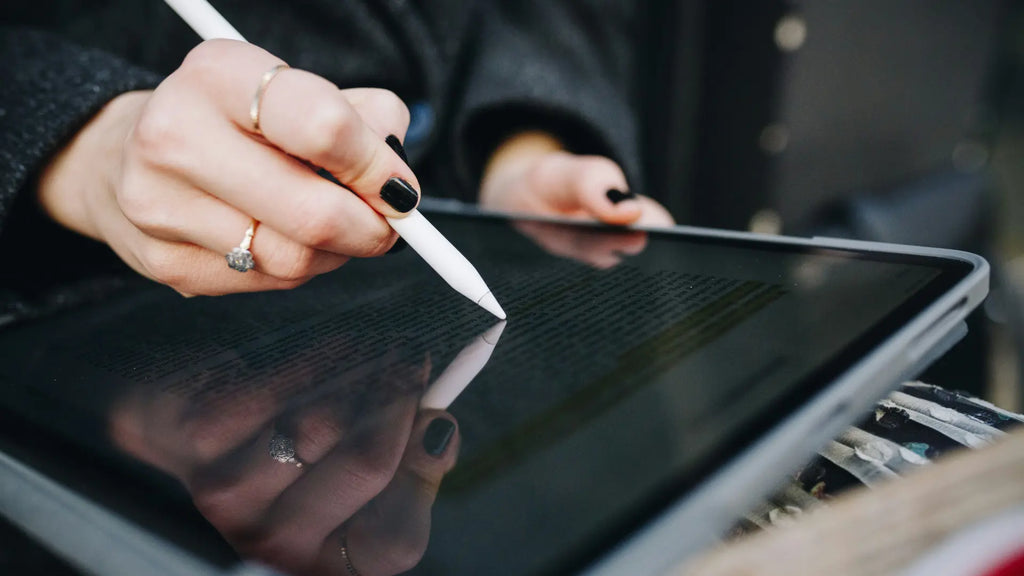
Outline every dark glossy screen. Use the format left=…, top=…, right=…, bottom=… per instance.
left=0, top=212, right=972, bottom=576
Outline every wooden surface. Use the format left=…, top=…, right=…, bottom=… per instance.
left=672, top=427, right=1024, bottom=576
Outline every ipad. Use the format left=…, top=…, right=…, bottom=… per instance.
left=0, top=205, right=988, bottom=576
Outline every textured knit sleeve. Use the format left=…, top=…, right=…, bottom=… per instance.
left=0, top=26, right=165, bottom=322
left=0, top=27, right=162, bottom=238
left=448, top=0, right=643, bottom=197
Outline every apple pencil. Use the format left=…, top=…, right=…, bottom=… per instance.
left=162, top=0, right=506, bottom=320
left=420, top=320, right=506, bottom=410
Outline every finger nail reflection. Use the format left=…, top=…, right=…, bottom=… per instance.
left=423, top=418, right=455, bottom=457
left=606, top=188, right=637, bottom=204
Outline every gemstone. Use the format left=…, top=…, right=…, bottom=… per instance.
left=269, top=432, right=296, bottom=463
left=226, top=247, right=254, bottom=272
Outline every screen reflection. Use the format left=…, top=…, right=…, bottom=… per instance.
left=105, top=312, right=505, bottom=576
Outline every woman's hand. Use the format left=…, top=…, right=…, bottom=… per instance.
left=37, top=39, right=418, bottom=296
left=480, top=130, right=673, bottom=268
left=479, top=130, right=674, bottom=227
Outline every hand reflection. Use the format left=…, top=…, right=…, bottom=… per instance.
left=231, top=409, right=459, bottom=576
left=327, top=411, right=458, bottom=576
left=109, top=347, right=460, bottom=576
left=514, top=220, right=650, bottom=269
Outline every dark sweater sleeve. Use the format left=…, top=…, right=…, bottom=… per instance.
left=0, top=27, right=164, bottom=321
left=0, top=27, right=162, bottom=239
left=448, top=0, right=643, bottom=197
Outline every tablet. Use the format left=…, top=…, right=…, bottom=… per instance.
left=0, top=205, right=988, bottom=576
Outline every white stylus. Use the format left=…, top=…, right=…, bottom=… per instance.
left=162, top=0, right=506, bottom=320
left=420, top=320, right=506, bottom=410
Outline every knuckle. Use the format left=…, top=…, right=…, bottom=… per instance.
left=178, top=40, right=232, bottom=82
left=526, top=161, right=557, bottom=189
left=339, top=461, right=394, bottom=496
left=345, top=88, right=411, bottom=132
left=183, top=426, right=229, bottom=460
left=140, top=244, right=186, bottom=287
left=303, top=101, right=358, bottom=157
left=120, top=198, right=165, bottom=234
left=268, top=243, right=321, bottom=281
left=116, top=186, right=173, bottom=237
left=344, top=142, right=386, bottom=189
left=293, top=211, right=341, bottom=249
left=190, top=486, right=236, bottom=525
left=283, top=247, right=320, bottom=281
left=581, top=155, right=625, bottom=184
left=113, top=173, right=150, bottom=222
left=529, top=150, right=572, bottom=180
left=369, top=88, right=411, bottom=129
left=190, top=481, right=252, bottom=532
left=129, top=106, right=190, bottom=172
left=293, top=415, right=343, bottom=458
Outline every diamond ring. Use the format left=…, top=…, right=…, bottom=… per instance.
left=226, top=219, right=258, bottom=272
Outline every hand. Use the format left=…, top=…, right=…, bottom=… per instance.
left=37, top=39, right=418, bottom=296
left=480, top=131, right=673, bottom=268
left=478, top=131, right=674, bottom=227
left=109, top=343, right=457, bottom=576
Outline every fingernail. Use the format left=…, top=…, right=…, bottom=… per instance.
left=606, top=188, right=636, bottom=204
left=380, top=177, right=419, bottom=213
left=385, top=134, right=409, bottom=165
left=315, top=167, right=342, bottom=186
left=423, top=418, right=455, bottom=457
left=386, top=237, right=408, bottom=255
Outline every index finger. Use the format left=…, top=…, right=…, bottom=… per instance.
left=187, top=40, right=420, bottom=219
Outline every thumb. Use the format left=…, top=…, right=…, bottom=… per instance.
left=539, top=154, right=642, bottom=225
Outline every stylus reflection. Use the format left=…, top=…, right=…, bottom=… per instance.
left=421, top=320, right=507, bottom=410
left=105, top=315, right=481, bottom=576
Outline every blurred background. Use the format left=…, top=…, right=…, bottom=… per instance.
left=635, top=0, right=1024, bottom=413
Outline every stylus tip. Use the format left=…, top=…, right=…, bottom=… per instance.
left=477, top=291, right=506, bottom=320
left=482, top=319, right=507, bottom=344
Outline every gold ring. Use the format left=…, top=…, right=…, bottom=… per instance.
left=340, top=533, right=362, bottom=576
left=226, top=219, right=258, bottom=272
left=250, top=63, right=289, bottom=134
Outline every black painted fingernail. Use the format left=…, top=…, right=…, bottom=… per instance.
left=423, top=418, right=455, bottom=457
left=385, top=134, right=409, bottom=165
left=380, top=177, right=419, bottom=213
left=606, top=188, right=636, bottom=204
left=315, top=167, right=342, bottom=186
left=386, top=237, right=408, bottom=255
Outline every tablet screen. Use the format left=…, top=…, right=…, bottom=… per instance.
left=0, top=211, right=975, bottom=576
